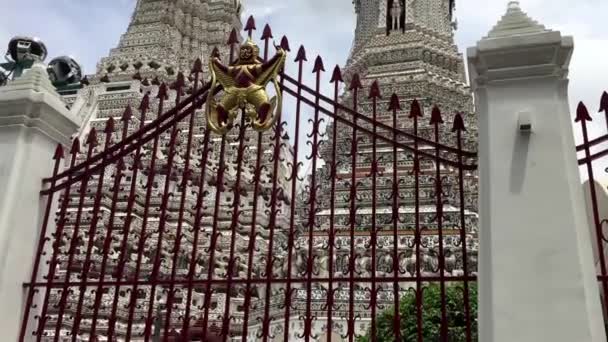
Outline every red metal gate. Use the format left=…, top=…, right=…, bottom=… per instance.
left=19, top=18, right=478, bottom=342
left=575, top=92, right=608, bottom=327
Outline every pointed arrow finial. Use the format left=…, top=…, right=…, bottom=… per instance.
left=575, top=102, right=592, bottom=122
left=86, top=128, right=98, bottom=146
left=330, top=65, right=343, bottom=84
left=600, top=91, right=608, bottom=114
left=349, top=73, right=362, bottom=90
left=452, top=112, right=467, bottom=132
left=227, top=28, right=239, bottom=45
left=53, top=144, right=64, bottom=160
left=157, top=83, right=169, bottom=100
left=295, top=45, right=307, bottom=62
left=368, top=81, right=381, bottom=99
left=409, top=99, right=423, bottom=118
left=430, top=105, right=444, bottom=125
left=139, top=93, right=150, bottom=113
left=261, top=24, right=273, bottom=40
left=192, top=58, right=203, bottom=74
left=245, top=16, right=256, bottom=36
left=211, top=46, right=221, bottom=59
left=70, top=138, right=81, bottom=155
left=132, top=72, right=142, bottom=80
left=121, top=104, right=133, bottom=122
left=280, top=36, right=291, bottom=51
left=312, top=56, right=325, bottom=73
left=388, top=93, right=401, bottom=111
left=104, top=117, right=116, bottom=134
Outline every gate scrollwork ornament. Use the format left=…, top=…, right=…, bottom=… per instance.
left=206, top=37, right=286, bottom=134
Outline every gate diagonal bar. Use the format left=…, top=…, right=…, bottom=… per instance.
left=20, top=18, right=479, bottom=342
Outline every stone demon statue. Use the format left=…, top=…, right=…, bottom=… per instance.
left=206, top=38, right=286, bottom=134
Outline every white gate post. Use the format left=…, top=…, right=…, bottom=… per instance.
left=0, top=62, right=80, bottom=340
left=467, top=2, right=606, bottom=341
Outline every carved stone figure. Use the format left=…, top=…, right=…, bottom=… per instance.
left=390, top=1, right=402, bottom=31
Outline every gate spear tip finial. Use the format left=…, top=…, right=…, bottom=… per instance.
left=86, top=128, right=98, bottom=147
left=368, top=81, right=381, bottom=99
left=261, top=24, right=273, bottom=40
left=599, top=91, right=608, bottom=114
left=139, top=93, right=150, bottom=112
left=575, top=101, right=592, bottom=122
left=104, top=117, right=116, bottom=134
left=121, top=104, right=133, bottom=122
left=313, top=56, right=325, bottom=73
left=280, top=36, right=291, bottom=52
left=157, top=83, right=169, bottom=100
left=295, top=45, right=307, bottom=62
left=53, top=144, right=64, bottom=160
left=452, top=112, right=467, bottom=132
left=388, top=93, right=401, bottom=111
left=70, top=138, right=81, bottom=155
left=349, top=73, right=362, bottom=90
left=330, top=65, right=343, bottom=83
left=409, top=99, right=423, bottom=118
left=245, top=15, right=256, bottom=36
left=192, top=58, right=203, bottom=74
left=227, top=28, right=239, bottom=45
left=430, top=106, right=444, bottom=125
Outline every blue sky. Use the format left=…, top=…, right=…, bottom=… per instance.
left=1, top=0, right=607, bottom=140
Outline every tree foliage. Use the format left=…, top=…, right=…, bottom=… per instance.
left=357, top=283, right=478, bottom=342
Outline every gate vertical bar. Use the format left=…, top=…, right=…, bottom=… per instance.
left=70, top=118, right=116, bottom=340
left=368, top=81, right=381, bottom=342
left=302, top=55, right=325, bottom=341
left=326, top=65, right=343, bottom=342
left=238, top=28, right=267, bottom=341
left=347, top=73, right=362, bottom=342
left=54, top=133, right=96, bottom=342
left=577, top=103, right=608, bottom=312
left=389, top=93, right=402, bottom=341
left=200, top=25, right=240, bottom=342
left=281, top=43, right=305, bottom=342
left=35, top=139, right=79, bottom=342
left=162, top=62, right=202, bottom=341
left=430, top=106, right=448, bottom=341
left=106, top=103, right=140, bottom=341
left=453, top=113, right=472, bottom=342
left=180, top=105, right=212, bottom=340
left=89, top=109, right=133, bottom=337
left=410, top=99, right=423, bottom=342
left=219, top=113, right=248, bottom=342
left=18, top=144, right=63, bottom=341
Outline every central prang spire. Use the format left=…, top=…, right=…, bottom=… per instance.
left=96, top=0, right=243, bottom=81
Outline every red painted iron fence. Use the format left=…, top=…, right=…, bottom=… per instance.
left=19, top=17, right=478, bottom=342
left=576, top=91, right=608, bottom=329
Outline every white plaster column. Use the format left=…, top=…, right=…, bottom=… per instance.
left=468, top=2, right=607, bottom=341
left=0, top=63, right=80, bottom=341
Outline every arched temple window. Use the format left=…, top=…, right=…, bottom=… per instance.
left=386, top=0, right=406, bottom=35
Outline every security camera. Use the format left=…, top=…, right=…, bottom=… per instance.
left=6, top=36, right=48, bottom=63
left=47, top=56, right=83, bottom=86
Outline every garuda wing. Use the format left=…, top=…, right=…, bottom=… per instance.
left=209, top=58, right=236, bottom=89
left=254, top=49, right=287, bottom=86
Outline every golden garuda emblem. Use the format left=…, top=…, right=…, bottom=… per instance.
left=206, top=38, right=286, bottom=134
